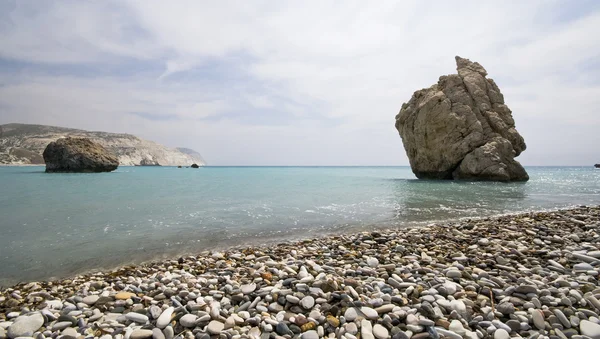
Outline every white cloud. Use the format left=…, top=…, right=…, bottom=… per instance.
left=0, top=0, right=599, bottom=165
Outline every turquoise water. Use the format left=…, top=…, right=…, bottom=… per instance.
left=1, top=166, right=599, bottom=286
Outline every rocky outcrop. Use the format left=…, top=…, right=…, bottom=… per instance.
left=191, top=163, right=200, bottom=168
left=43, top=137, right=119, bottom=173
left=138, top=158, right=161, bottom=166
left=395, top=56, right=528, bottom=181
left=0, top=124, right=207, bottom=166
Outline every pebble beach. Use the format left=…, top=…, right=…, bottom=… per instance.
left=1, top=206, right=600, bottom=339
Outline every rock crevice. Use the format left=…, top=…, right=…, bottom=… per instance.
left=395, top=56, right=528, bottom=181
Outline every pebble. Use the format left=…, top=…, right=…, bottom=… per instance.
left=361, top=319, right=374, bottom=339
left=580, top=320, right=600, bottom=339
left=156, top=307, right=174, bottom=329
left=372, top=324, right=388, bottom=339
left=532, top=310, right=545, bottom=330
left=366, top=257, right=379, bottom=268
left=301, top=331, right=318, bottom=339
left=7, top=313, right=44, bottom=338
left=125, top=312, right=149, bottom=323
left=82, top=295, right=99, bottom=305
left=115, top=292, right=136, bottom=300
left=130, top=329, right=153, bottom=339
left=345, top=308, right=358, bottom=321
left=0, top=207, right=598, bottom=339
left=301, top=296, right=315, bottom=309
left=494, top=329, right=510, bottom=339
left=179, top=314, right=197, bottom=327
left=207, top=321, right=224, bottom=335
left=241, top=284, right=256, bottom=294
left=152, top=328, right=164, bottom=339
left=361, top=307, right=379, bottom=320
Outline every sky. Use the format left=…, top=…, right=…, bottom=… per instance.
left=0, top=1, right=599, bottom=166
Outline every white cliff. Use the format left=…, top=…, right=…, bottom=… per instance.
left=0, top=123, right=207, bottom=167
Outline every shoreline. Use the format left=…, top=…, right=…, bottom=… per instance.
left=1, top=204, right=585, bottom=288
left=1, top=206, right=600, bottom=339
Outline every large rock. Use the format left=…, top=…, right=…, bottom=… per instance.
left=395, top=56, right=528, bottom=181
left=43, top=137, right=119, bottom=173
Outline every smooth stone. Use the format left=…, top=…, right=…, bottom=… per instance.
left=50, top=322, right=71, bottom=331
left=152, top=328, right=165, bottom=339
left=82, top=295, right=99, bottom=305
left=62, top=328, right=78, bottom=338
left=207, top=321, right=224, bottom=335
left=494, top=329, right=510, bottom=339
left=345, top=323, right=358, bottom=335
left=163, top=327, right=174, bottom=339
left=367, top=257, right=379, bottom=268
left=449, top=320, right=466, bottom=335
left=156, top=307, right=175, bottom=329
left=375, top=304, right=395, bottom=314
left=149, top=306, right=162, bottom=320
left=497, top=303, right=515, bottom=315
left=130, top=330, right=153, bottom=339
left=361, top=307, right=379, bottom=320
left=446, top=270, right=462, bottom=279
left=276, top=323, right=293, bottom=336
left=286, top=295, right=300, bottom=304
left=125, top=313, right=148, bottom=324
left=241, top=284, right=256, bottom=294
left=301, top=331, right=318, bottom=339
left=532, top=310, right=545, bottom=330
left=115, top=292, right=136, bottom=300
left=580, top=320, right=600, bottom=339
left=361, top=319, right=374, bottom=339
left=372, top=324, right=388, bottom=339
left=574, top=263, right=594, bottom=271
left=180, top=314, right=198, bottom=328
left=435, top=328, right=462, bottom=339
left=7, top=313, right=44, bottom=338
left=554, top=309, right=571, bottom=329
left=301, top=296, right=315, bottom=309
left=345, top=308, right=358, bottom=321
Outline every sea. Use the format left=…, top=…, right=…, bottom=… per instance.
left=1, top=166, right=599, bottom=286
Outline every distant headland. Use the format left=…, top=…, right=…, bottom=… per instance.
left=0, top=123, right=206, bottom=167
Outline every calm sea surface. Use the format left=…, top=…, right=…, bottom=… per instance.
left=1, top=166, right=599, bottom=286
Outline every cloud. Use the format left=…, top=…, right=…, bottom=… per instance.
left=0, top=0, right=599, bottom=165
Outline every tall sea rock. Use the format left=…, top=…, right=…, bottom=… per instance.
left=395, top=56, right=528, bottom=182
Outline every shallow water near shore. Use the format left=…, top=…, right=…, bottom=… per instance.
left=1, top=165, right=599, bottom=286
